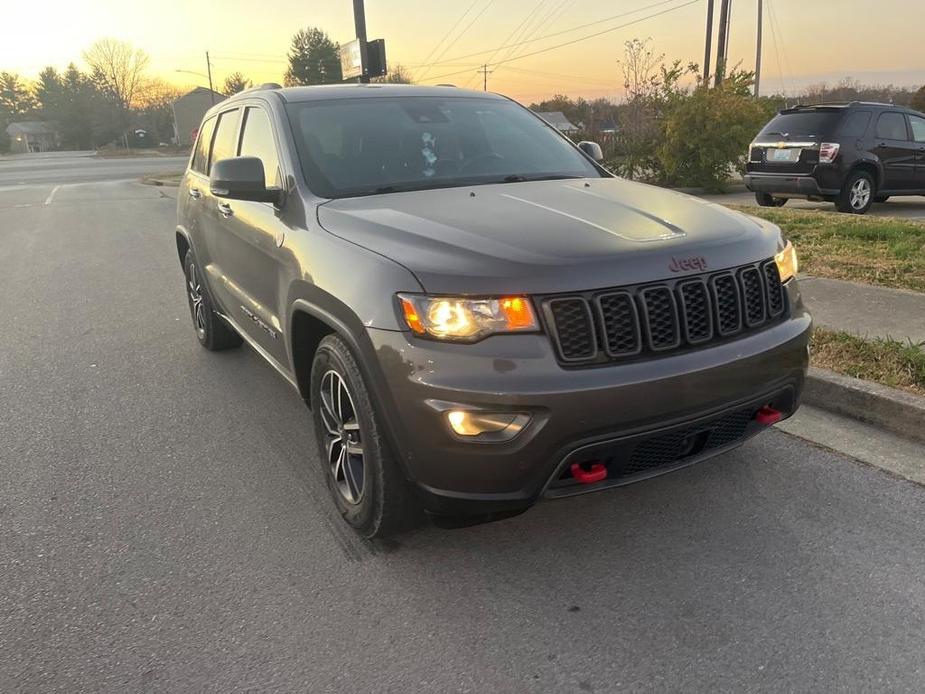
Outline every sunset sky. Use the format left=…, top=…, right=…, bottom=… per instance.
left=2, top=0, right=923, bottom=103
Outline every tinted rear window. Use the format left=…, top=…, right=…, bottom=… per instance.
left=758, top=111, right=842, bottom=139
left=839, top=111, right=871, bottom=137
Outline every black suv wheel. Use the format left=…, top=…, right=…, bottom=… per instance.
left=835, top=170, right=875, bottom=214
left=755, top=192, right=787, bottom=207
left=183, top=249, right=242, bottom=350
left=310, top=335, right=420, bottom=538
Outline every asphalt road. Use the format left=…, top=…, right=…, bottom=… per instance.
left=0, top=150, right=188, bottom=187
left=701, top=187, right=925, bottom=220
left=2, top=159, right=925, bottom=692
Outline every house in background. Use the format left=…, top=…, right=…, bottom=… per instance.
left=532, top=111, right=579, bottom=134
left=5, top=122, right=59, bottom=153
left=171, top=87, right=227, bottom=146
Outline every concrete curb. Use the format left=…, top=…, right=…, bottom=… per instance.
left=803, top=366, right=925, bottom=444
left=140, top=176, right=180, bottom=187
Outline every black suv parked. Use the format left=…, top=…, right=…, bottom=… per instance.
left=176, top=84, right=811, bottom=537
left=746, top=102, right=925, bottom=214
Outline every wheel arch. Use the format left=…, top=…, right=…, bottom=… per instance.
left=175, top=226, right=192, bottom=267
left=851, top=160, right=881, bottom=190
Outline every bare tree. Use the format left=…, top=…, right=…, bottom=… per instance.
left=83, top=39, right=149, bottom=146
left=223, top=72, right=253, bottom=96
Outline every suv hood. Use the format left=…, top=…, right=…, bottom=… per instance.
left=317, top=177, right=781, bottom=295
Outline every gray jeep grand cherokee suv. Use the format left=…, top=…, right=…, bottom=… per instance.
left=176, top=84, right=810, bottom=538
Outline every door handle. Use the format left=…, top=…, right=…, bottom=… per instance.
left=188, top=188, right=201, bottom=199
left=217, top=202, right=234, bottom=218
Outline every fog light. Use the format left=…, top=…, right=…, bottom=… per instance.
left=445, top=410, right=530, bottom=441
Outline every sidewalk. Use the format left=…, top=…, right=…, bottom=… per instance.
left=799, top=275, right=925, bottom=344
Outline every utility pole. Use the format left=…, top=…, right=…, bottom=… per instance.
left=703, top=0, right=714, bottom=85
left=352, top=0, right=370, bottom=83
left=713, top=0, right=731, bottom=87
left=205, top=51, right=215, bottom=104
left=478, top=64, right=493, bottom=91
left=754, top=0, right=763, bottom=97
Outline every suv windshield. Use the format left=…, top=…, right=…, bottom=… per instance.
left=757, top=110, right=843, bottom=139
left=285, top=96, right=602, bottom=198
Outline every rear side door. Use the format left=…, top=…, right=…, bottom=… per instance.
left=179, top=115, right=216, bottom=261
left=205, top=104, right=290, bottom=365
left=872, top=112, right=917, bottom=191
left=909, top=114, right=925, bottom=190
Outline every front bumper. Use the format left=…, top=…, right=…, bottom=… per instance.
left=366, top=282, right=811, bottom=516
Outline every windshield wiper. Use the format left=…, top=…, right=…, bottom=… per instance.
left=500, top=174, right=584, bottom=183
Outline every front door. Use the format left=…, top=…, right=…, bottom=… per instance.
left=206, top=105, right=290, bottom=366
left=872, top=111, right=917, bottom=191
left=909, top=114, right=925, bottom=190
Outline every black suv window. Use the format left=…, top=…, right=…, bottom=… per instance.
left=757, top=110, right=841, bottom=138
left=909, top=115, right=925, bottom=143
left=876, top=112, right=908, bottom=141
left=839, top=111, right=871, bottom=137
left=238, top=107, right=281, bottom=188
left=210, top=109, right=241, bottom=173
left=191, top=117, right=216, bottom=175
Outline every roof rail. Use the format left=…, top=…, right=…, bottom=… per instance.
left=234, top=82, right=283, bottom=96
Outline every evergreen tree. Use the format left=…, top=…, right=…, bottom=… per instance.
left=284, top=28, right=342, bottom=86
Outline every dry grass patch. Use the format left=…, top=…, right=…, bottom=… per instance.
left=811, top=328, right=925, bottom=396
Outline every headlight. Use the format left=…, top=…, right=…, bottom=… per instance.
left=399, top=294, right=538, bottom=341
left=775, top=240, right=798, bottom=282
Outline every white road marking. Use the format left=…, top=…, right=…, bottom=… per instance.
left=44, top=185, right=61, bottom=205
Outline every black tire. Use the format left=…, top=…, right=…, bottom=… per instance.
left=835, top=170, right=875, bottom=214
left=310, top=334, right=421, bottom=538
left=755, top=192, right=787, bottom=207
left=874, top=195, right=890, bottom=203
left=183, top=249, right=242, bottom=350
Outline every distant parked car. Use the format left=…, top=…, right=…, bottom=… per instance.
left=745, top=102, right=925, bottom=214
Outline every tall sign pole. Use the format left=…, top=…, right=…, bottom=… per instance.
left=703, top=0, right=714, bottom=85
left=352, top=0, right=370, bottom=83
left=754, top=0, right=763, bottom=97
left=713, top=0, right=731, bottom=87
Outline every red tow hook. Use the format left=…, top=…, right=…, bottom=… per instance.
left=754, top=405, right=783, bottom=425
left=570, top=462, right=607, bottom=484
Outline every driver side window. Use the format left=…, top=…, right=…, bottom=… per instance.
left=238, top=107, right=281, bottom=188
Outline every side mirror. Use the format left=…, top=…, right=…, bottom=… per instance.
left=210, top=156, right=281, bottom=203
left=577, top=141, right=604, bottom=163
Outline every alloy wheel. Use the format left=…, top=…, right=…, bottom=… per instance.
left=187, top=262, right=207, bottom=338
left=849, top=178, right=871, bottom=210
left=319, top=370, right=366, bottom=505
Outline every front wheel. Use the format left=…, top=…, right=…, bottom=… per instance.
left=755, top=192, right=787, bottom=207
left=310, top=335, right=421, bottom=538
left=835, top=171, right=875, bottom=214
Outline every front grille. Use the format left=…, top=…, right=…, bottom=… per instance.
left=542, top=259, right=787, bottom=366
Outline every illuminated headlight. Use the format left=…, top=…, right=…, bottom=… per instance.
left=446, top=410, right=530, bottom=441
left=774, top=240, right=799, bottom=282
left=399, top=294, right=538, bottom=342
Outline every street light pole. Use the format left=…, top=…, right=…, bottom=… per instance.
left=703, top=0, right=714, bottom=85
left=352, top=0, right=370, bottom=83
left=714, top=0, right=731, bottom=87
left=206, top=51, right=215, bottom=104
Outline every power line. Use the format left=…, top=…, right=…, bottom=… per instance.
left=489, top=0, right=701, bottom=69
left=424, top=0, right=692, bottom=68
left=417, top=0, right=497, bottom=81
left=412, top=0, right=481, bottom=82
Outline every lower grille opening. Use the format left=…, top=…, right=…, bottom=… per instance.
left=547, top=392, right=794, bottom=496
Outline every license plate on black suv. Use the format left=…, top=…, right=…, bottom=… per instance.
left=768, top=148, right=801, bottom=163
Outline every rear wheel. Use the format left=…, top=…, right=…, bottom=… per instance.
left=835, top=170, right=874, bottom=214
left=755, top=192, right=787, bottom=207
left=183, top=249, right=242, bottom=350
left=310, top=335, right=421, bottom=538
